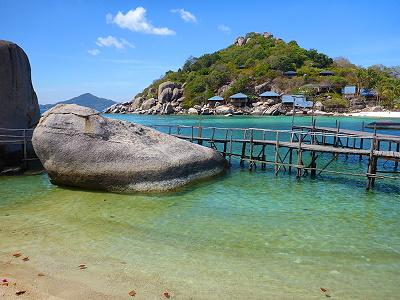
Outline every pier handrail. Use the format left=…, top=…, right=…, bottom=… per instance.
left=149, top=124, right=379, bottom=140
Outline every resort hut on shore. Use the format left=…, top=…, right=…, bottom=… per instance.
left=342, top=85, right=357, bottom=98
left=259, top=91, right=281, bottom=103
left=319, top=70, right=334, bottom=76
left=281, top=95, right=313, bottom=109
left=283, top=70, right=297, bottom=77
left=229, top=93, right=249, bottom=107
left=207, top=95, right=224, bottom=107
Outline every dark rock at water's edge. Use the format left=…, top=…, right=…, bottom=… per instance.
left=32, top=104, right=226, bottom=192
left=40, top=93, right=117, bottom=112
left=0, top=40, right=40, bottom=171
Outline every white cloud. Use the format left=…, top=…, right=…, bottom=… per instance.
left=107, top=7, right=175, bottom=36
left=218, top=24, right=231, bottom=34
left=96, top=36, right=134, bottom=50
left=87, top=49, right=100, bottom=56
left=171, top=8, right=197, bottom=23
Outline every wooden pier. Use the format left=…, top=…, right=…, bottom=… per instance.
left=0, top=128, right=38, bottom=169
left=151, top=124, right=400, bottom=190
left=2, top=124, right=400, bottom=190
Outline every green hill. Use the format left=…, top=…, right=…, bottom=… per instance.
left=40, top=93, right=116, bottom=112
left=136, top=32, right=400, bottom=109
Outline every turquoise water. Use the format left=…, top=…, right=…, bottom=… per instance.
left=1, top=115, right=400, bottom=299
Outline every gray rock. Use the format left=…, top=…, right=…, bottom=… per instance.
left=0, top=40, right=40, bottom=169
left=215, top=105, right=234, bottom=115
left=0, top=40, right=39, bottom=128
left=32, top=104, right=226, bottom=192
left=131, top=97, right=144, bottom=110
left=158, top=81, right=176, bottom=99
left=159, top=87, right=172, bottom=103
left=264, top=103, right=282, bottom=115
left=172, top=88, right=183, bottom=101
left=141, top=98, right=156, bottom=110
left=255, top=82, right=270, bottom=93
left=234, top=37, right=246, bottom=46
left=163, top=103, right=175, bottom=115
left=188, top=108, right=198, bottom=115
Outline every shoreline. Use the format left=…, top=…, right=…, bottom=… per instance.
left=105, top=110, right=400, bottom=119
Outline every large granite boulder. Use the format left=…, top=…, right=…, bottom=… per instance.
left=141, top=98, right=156, bottom=110
left=130, top=97, right=144, bottom=110
left=0, top=40, right=40, bottom=170
left=32, top=104, right=226, bottom=192
left=0, top=40, right=40, bottom=129
left=158, top=81, right=176, bottom=99
left=158, top=87, right=172, bottom=103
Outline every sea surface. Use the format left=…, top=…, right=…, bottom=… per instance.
left=1, top=115, right=400, bottom=299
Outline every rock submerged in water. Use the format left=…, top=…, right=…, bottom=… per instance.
left=32, top=104, right=226, bottom=192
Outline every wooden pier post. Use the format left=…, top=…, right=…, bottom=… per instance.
left=274, top=132, right=280, bottom=175
left=396, top=143, right=400, bottom=169
left=297, top=133, right=303, bottom=178
left=249, top=129, right=255, bottom=170
left=23, top=129, right=27, bottom=170
left=228, top=129, right=233, bottom=166
left=288, top=132, right=294, bottom=174
left=366, top=135, right=377, bottom=190
left=198, top=126, right=203, bottom=145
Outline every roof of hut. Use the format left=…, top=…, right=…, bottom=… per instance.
left=260, top=91, right=280, bottom=97
left=229, top=93, right=248, bottom=99
left=319, top=70, right=334, bottom=76
left=208, top=96, right=224, bottom=101
left=343, top=85, right=357, bottom=95
left=281, top=95, right=313, bottom=108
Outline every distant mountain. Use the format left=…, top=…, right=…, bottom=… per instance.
left=40, top=93, right=117, bottom=112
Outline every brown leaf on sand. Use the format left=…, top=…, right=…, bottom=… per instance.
left=37, top=273, right=45, bottom=277
left=12, top=252, right=22, bottom=258
left=16, top=290, right=26, bottom=296
left=320, top=288, right=328, bottom=293
left=22, top=257, right=29, bottom=262
left=78, top=264, right=87, bottom=270
left=162, top=290, right=171, bottom=299
left=128, top=290, right=136, bottom=297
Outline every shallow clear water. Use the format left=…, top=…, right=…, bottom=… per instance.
left=1, top=115, right=400, bottom=299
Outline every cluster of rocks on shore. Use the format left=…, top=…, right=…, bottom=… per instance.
left=104, top=80, right=316, bottom=116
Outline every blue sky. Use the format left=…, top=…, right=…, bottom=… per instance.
left=1, top=0, right=399, bottom=104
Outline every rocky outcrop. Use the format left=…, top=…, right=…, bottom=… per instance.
left=141, top=98, right=156, bottom=110
left=32, top=104, right=226, bottom=192
left=0, top=40, right=40, bottom=170
left=0, top=40, right=40, bottom=129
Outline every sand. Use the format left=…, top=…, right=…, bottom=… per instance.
left=343, top=111, right=400, bottom=118
left=0, top=251, right=176, bottom=300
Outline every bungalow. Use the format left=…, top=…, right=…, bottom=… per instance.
left=342, top=85, right=357, bottom=98
left=283, top=70, right=297, bottom=77
left=282, top=95, right=313, bottom=108
left=319, top=70, right=334, bottom=76
left=229, top=93, right=249, bottom=107
left=259, top=91, right=280, bottom=102
left=207, top=95, right=224, bottom=107
left=360, top=88, right=377, bottom=99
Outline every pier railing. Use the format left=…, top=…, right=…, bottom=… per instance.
left=150, top=124, right=400, bottom=189
left=0, top=128, right=38, bottom=168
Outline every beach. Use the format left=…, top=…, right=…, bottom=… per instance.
left=1, top=115, right=400, bottom=299
left=344, top=111, right=400, bottom=118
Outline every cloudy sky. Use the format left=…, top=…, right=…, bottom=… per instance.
left=1, top=0, right=399, bottom=103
